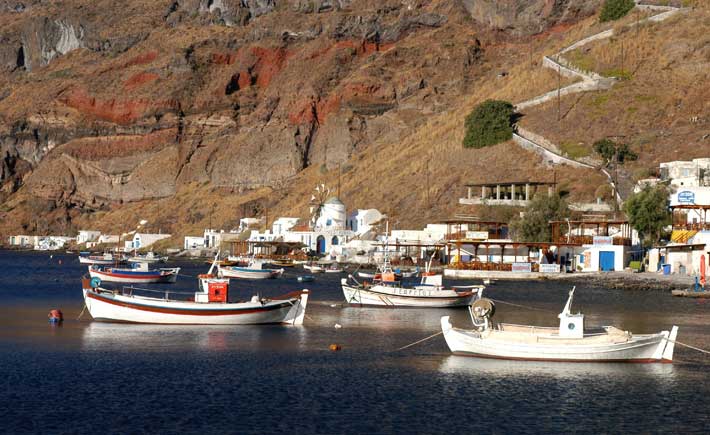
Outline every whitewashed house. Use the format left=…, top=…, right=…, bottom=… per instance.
left=7, top=235, right=34, bottom=247
left=347, top=209, right=384, bottom=235
left=127, top=233, right=171, bottom=250
left=184, top=236, right=206, bottom=250
left=77, top=230, right=101, bottom=244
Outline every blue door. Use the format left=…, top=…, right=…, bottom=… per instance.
left=316, top=235, right=326, bottom=254
left=599, top=251, right=615, bottom=271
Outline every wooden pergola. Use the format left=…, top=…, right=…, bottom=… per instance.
left=440, top=218, right=509, bottom=240
left=446, top=240, right=581, bottom=271
left=670, top=204, right=710, bottom=231
left=550, top=219, right=632, bottom=246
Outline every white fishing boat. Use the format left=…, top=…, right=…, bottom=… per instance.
left=342, top=273, right=483, bottom=308
left=441, top=287, right=678, bottom=363
left=303, top=263, right=324, bottom=273
left=217, top=260, right=283, bottom=280
left=324, top=265, right=344, bottom=274
left=79, top=253, right=126, bottom=265
left=88, top=262, right=179, bottom=284
left=127, top=251, right=168, bottom=264
left=81, top=262, right=308, bottom=325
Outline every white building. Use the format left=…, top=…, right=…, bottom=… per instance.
left=7, top=235, right=34, bottom=247
left=77, top=230, right=101, bottom=244
left=660, top=158, right=710, bottom=188
left=670, top=186, right=710, bottom=227
left=272, top=217, right=299, bottom=235
left=34, top=236, right=74, bottom=251
left=184, top=236, right=206, bottom=250
left=127, top=233, right=171, bottom=250
left=347, top=209, right=384, bottom=235
left=238, top=217, right=264, bottom=232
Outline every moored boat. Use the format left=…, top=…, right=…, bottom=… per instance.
left=342, top=272, right=483, bottom=308
left=441, top=287, right=678, bottom=363
left=303, top=263, right=324, bottom=273
left=127, top=251, right=168, bottom=264
left=218, top=261, right=283, bottom=280
left=324, top=264, right=344, bottom=273
left=79, top=253, right=126, bottom=265
left=88, top=263, right=179, bottom=284
left=81, top=273, right=309, bottom=325
left=297, top=275, right=315, bottom=283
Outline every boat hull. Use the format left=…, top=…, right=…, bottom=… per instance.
left=83, top=289, right=308, bottom=325
left=440, top=317, right=678, bottom=363
left=88, top=267, right=179, bottom=284
left=218, top=266, right=282, bottom=279
left=342, top=283, right=479, bottom=308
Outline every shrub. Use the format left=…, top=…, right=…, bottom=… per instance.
left=462, top=100, right=514, bottom=149
left=593, top=138, right=638, bottom=166
left=599, top=0, right=635, bottom=23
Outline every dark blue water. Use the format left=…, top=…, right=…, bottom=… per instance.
left=1, top=251, right=709, bottom=434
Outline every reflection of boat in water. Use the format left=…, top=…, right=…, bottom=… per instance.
left=81, top=268, right=308, bottom=324
left=441, top=287, right=678, bottom=363
left=438, top=355, right=676, bottom=379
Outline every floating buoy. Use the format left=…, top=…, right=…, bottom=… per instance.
left=334, top=323, right=342, bottom=329
left=58, top=260, right=62, bottom=265
left=48, top=309, right=63, bottom=323
left=329, top=344, right=341, bottom=351
left=329, top=304, right=337, bottom=308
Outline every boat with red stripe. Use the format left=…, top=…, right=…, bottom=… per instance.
left=88, top=262, right=180, bottom=284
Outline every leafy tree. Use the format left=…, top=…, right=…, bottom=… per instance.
left=599, top=0, right=635, bottom=23
left=593, top=138, right=638, bottom=167
left=510, top=193, right=571, bottom=242
left=463, top=100, right=515, bottom=148
left=623, top=184, right=671, bottom=246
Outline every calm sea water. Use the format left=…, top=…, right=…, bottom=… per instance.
left=1, top=251, right=708, bottom=434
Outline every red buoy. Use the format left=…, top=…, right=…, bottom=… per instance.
left=48, top=309, right=63, bottom=323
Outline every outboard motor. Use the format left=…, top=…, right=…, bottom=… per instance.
left=469, top=298, right=495, bottom=330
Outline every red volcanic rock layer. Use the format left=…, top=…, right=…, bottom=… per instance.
left=124, top=72, right=159, bottom=90
left=60, top=88, right=177, bottom=124
left=123, top=51, right=158, bottom=68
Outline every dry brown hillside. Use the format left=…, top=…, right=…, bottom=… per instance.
left=0, top=1, right=706, bottom=243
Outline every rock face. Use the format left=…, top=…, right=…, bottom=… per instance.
left=0, top=0, right=597, bottom=233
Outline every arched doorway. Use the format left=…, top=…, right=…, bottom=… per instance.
left=316, top=235, right=326, bottom=254
left=331, top=236, right=339, bottom=246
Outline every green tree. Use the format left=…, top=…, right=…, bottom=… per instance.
left=510, top=193, right=571, bottom=242
left=599, top=0, right=635, bottom=23
left=463, top=100, right=515, bottom=149
left=593, top=138, right=638, bottom=167
left=623, top=184, right=671, bottom=246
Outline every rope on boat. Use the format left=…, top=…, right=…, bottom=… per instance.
left=489, top=298, right=558, bottom=313
left=667, top=338, right=710, bottom=356
left=394, top=331, right=443, bottom=352
left=76, top=303, right=87, bottom=320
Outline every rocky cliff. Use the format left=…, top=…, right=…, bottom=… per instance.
left=0, top=0, right=604, bottom=235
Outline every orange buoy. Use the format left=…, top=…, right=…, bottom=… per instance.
left=329, top=344, right=341, bottom=352
left=48, top=309, right=63, bottom=323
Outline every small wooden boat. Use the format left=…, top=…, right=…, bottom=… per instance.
left=218, top=261, right=283, bottom=280
left=81, top=274, right=309, bottom=325
left=297, top=275, right=315, bottom=283
left=671, top=289, right=710, bottom=298
left=79, top=253, right=126, bottom=265
left=89, top=263, right=180, bottom=284
left=127, top=252, right=168, bottom=264
left=441, top=287, right=678, bottom=363
left=270, top=259, right=296, bottom=268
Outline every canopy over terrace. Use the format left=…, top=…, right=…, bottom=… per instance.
left=671, top=204, right=710, bottom=231
left=446, top=240, right=581, bottom=271
left=228, top=240, right=307, bottom=257
left=440, top=217, right=509, bottom=240
left=460, top=180, right=556, bottom=206
left=550, top=219, right=633, bottom=246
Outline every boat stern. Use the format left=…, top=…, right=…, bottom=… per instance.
left=651, top=325, right=679, bottom=362
left=283, top=289, right=310, bottom=325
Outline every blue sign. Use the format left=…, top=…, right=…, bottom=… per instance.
left=677, top=191, right=695, bottom=204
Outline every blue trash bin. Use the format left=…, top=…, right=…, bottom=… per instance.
left=662, top=264, right=671, bottom=275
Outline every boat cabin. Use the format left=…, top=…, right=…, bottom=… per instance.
left=557, top=289, right=584, bottom=338
left=196, top=275, right=229, bottom=303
